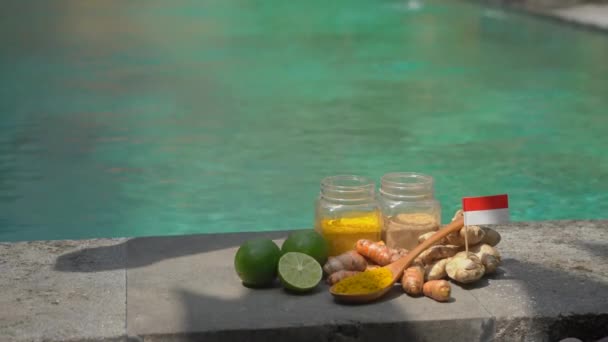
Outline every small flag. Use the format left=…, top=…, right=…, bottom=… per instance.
left=462, top=194, right=509, bottom=226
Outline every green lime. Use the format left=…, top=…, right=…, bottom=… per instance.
left=281, top=230, right=329, bottom=265
left=234, top=238, right=281, bottom=287
left=278, top=252, right=322, bottom=293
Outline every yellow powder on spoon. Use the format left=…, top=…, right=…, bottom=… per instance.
left=332, top=267, right=394, bottom=295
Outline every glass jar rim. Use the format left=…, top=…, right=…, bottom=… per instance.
left=380, top=172, right=434, bottom=199
left=321, top=174, right=374, bottom=189
left=381, top=172, right=433, bottom=187
left=320, top=175, right=375, bottom=202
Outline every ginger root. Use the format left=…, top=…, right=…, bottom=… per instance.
left=418, top=245, right=460, bottom=265
left=480, top=227, right=501, bottom=246
left=418, top=231, right=446, bottom=246
left=446, top=252, right=485, bottom=284
left=451, top=209, right=464, bottom=222
left=425, top=258, right=449, bottom=281
left=390, top=248, right=409, bottom=263
left=418, top=227, right=484, bottom=247
left=327, top=270, right=360, bottom=285
left=323, top=251, right=367, bottom=274
left=423, top=280, right=451, bottom=302
left=356, top=239, right=407, bottom=266
left=470, top=244, right=501, bottom=274
left=402, top=263, right=425, bottom=296
left=450, top=209, right=501, bottom=247
left=445, top=225, right=485, bottom=247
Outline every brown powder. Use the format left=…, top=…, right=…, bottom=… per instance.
left=383, top=213, right=439, bottom=250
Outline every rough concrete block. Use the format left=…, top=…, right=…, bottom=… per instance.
left=126, top=232, right=492, bottom=342
left=0, top=239, right=128, bottom=342
left=552, top=4, right=608, bottom=30
left=466, top=221, right=608, bottom=342
left=2, top=220, right=607, bottom=342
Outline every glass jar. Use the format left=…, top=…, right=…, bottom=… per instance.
left=378, top=172, right=441, bottom=250
left=314, top=175, right=382, bottom=256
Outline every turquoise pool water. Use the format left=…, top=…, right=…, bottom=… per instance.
left=1, top=0, right=607, bottom=241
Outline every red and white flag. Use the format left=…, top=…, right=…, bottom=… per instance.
left=462, top=194, right=509, bottom=226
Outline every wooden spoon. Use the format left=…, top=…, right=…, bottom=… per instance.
left=330, top=216, right=464, bottom=303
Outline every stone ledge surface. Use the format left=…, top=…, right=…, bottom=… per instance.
left=126, top=232, right=492, bottom=341
left=465, top=220, right=608, bottom=341
left=551, top=4, right=608, bottom=30
left=477, top=0, right=608, bottom=32
left=0, top=238, right=128, bottom=342
left=1, top=220, right=607, bottom=342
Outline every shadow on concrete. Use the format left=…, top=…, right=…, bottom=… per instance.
left=454, top=276, right=492, bottom=290
left=156, top=289, right=435, bottom=342
left=54, top=230, right=289, bottom=272
left=155, top=257, right=608, bottom=342
left=576, top=241, right=608, bottom=260
left=122, top=234, right=494, bottom=341
left=481, top=258, right=608, bottom=341
left=53, top=222, right=608, bottom=340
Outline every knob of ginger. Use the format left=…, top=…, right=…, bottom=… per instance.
left=480, top=228, right=501, bottom=246
left=418, top=231, right=446, bottom=246
left=446, top=252, right=485, bottom=284
left=470, top=244, right=501, bottom=274
left=445, top=225, right=485, bottom=246
left=449, top=209, right=501, bottom=247
left=425, top=258, right=449, bottom=281
left=418, top=245, right=460, bottom=265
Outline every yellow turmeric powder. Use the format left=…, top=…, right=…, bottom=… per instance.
left=318, top=211, right=382, bottom=256
left=332, top=267, right=394, bottom=295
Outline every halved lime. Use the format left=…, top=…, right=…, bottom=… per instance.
left=278, top=252, right=322, bottom=293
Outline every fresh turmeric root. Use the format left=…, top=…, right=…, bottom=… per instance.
left=423, top=280, right=451, bottom=302
left=326, top=270, right=360, bottom=285
left=402, top=264, right=424, bottom=296
left=356, top=239, right=407, bottom=266
left=323, top=251, right=367, bottom=274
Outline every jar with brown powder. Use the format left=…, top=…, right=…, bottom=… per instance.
left=378, top=172, right=441, bottom=250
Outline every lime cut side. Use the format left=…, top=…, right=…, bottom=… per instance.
left=278, top=252, right=322, bottom=292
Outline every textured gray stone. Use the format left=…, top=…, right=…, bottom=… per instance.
left=551, top=4, right=608, bottom=30
left=465, top=220, right=608, bottom=342
left=479, top=0, right=608, bottom=32
left=0, top=239, right=128, bottom=342
left=1, top=220, right=608, bottom=342
left=126, top=232, right=492, bottom=342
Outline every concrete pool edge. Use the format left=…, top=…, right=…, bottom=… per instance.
left=473, top=0, right=608, bottom=32
left=0, top=220, right=606, bottom=342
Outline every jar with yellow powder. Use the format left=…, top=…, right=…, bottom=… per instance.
left=315, top=175, right=382, bottom=256
left=378, top=172, right=441, bottom=250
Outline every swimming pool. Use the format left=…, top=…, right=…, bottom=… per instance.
left=1, top=0, right=607, bottom=241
